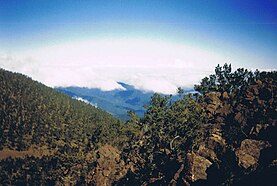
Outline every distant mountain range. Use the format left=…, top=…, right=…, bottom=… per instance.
left=55, top=82, right=192, bottom=121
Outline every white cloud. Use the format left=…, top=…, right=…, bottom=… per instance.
left=0, top=38, right=228, bottom=94
left=72, top=96, right=98, bottom=108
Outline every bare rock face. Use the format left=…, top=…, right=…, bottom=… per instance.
left=236, top=139, right=271, bottom=169
left=205, top=92, right=222, bottom=117
left=184, top=124, right=226, bottom=183
left=197, top=145, right=217, bottom=162
left=204, top=92, right=232, bottom=123
left=186, top=152, right=212, bottom=182
left=202, top=123, right=226, bottom=155
left=208, top=126, right=226, bottom=149
left=93, top=145, right=128, bottom=186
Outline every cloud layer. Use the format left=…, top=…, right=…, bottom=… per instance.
left=0, top=38, right=227, bottom=94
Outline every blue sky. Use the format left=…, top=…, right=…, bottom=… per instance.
left=0, top=0, right=276, bottom=93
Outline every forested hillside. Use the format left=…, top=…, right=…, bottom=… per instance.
left=0, top=68, right=137, bottom=184
left=0, top=65, right=276, bottom=185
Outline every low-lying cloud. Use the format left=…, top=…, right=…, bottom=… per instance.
left=1, top=38, right=228, bottom=94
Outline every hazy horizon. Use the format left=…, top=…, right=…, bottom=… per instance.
left=1, top=0, right=276, bottom=94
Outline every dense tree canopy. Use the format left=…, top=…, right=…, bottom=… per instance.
left=194, top=63, right=260, bottom=94
left=0, top=68, right=134, bottom=184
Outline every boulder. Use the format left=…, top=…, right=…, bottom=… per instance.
left=236, top=139, right=271, bottom=169
left=186, top=152, right=212, bottom=182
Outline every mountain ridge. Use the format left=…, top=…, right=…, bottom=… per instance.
left=55, top=82, right=194, bottom=121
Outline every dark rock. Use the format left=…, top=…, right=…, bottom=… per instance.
left=186, top=152, right=212, bottom=182
left=236, top=139, right=271, bottom=169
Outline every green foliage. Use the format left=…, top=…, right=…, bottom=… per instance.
left=194, top=63, right=258, bottom=94
left=121, top=91, right=207, bottom=184
left=0, top=68, right=137, bottom=184
left=126, top=110, right=140, bottom=125
left=0, top=68, right=131, bottom=151
left=142, top=92, right=206, bottom=151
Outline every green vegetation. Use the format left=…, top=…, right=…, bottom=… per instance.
left=0, top=68, right=136, bottom=184
left=118, top=64, right=276, bottom=185
left=0, top=64, right=276, bottom=185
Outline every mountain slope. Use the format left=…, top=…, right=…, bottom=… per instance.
left=55, top=82, right=187, bottom=121
left=55, top=84, right=152, bottom=121
left=0, top=68, right=136, bottom=184
left=0, top=68, right=128, bottom=151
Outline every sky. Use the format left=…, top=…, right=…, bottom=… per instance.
left=0, top=0, right=277, bottom=94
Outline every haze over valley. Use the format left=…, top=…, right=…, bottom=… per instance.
left=0, top=1, right=276, bottom=185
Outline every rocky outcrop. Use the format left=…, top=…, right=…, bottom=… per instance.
left=185, top=124, right=226, bottom=183
left=236, top=139, right=272, bottom=169
left=204, top=92, right=232, bottom=123
left=115, top=73, right=277, bottom=185
left=197, top=145, right=217, bottom=162
left=207, top=124, right=226, bottom=151
left=205, top=92, right=222, bottom=116
left=186, top=152, right=212, bottom=182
